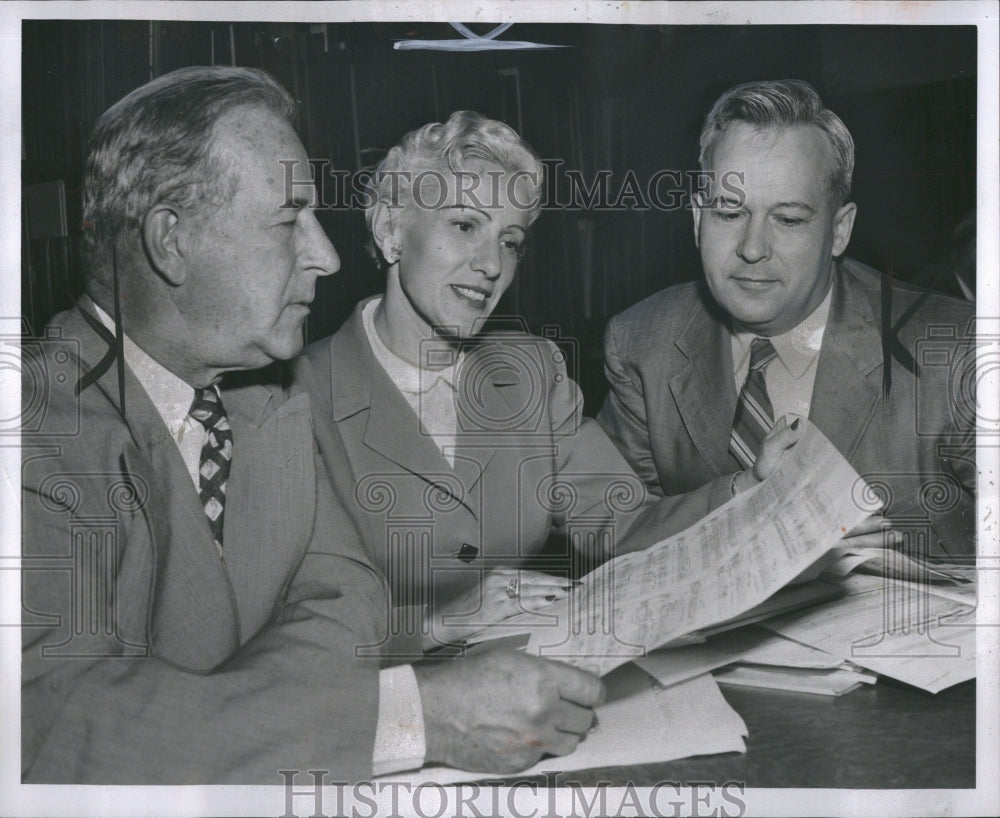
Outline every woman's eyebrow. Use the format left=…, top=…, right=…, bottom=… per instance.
left=442, top=203, right=492, bottom=220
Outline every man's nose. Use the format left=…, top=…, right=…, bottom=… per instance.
left=302, top=212, right=340, bottom=277
left=737, top=215, right=770, bottom=263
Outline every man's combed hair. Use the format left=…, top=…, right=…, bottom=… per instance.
left=82, top=65, right=297, bottom=282
left=699, top=79, right=855, bottom=207
left=365, top=110, right=543, bottom=269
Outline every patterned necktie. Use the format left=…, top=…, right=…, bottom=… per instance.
left=189, top=387, right=233, bottom=556
left=729, top=337, right=778, bottom=470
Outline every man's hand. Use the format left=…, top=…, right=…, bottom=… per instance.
left=414, top=647, right=604, bottom=773
left=754, top=416, right=804, bottom=481
left=424, top=569, right=572, bottom=650
left=733, top=416, right=804, bottom=493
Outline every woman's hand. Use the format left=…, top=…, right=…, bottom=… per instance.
left=423, top=568, right=574, bottom=650
left=842, top=513, right=902, bottom=549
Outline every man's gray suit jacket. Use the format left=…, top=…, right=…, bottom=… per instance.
left=21, top=299, right=388, bottom=783
left=597, top=257, right=976, bottom=557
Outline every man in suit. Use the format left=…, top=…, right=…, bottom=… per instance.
left=20, top=65, right=603, bottom=783
left=598, top=79, right=975, bottom=558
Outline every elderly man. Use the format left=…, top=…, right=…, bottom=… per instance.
left=21, top=66, right=602, bottom=783
left=598, top=79, right=975, bottom=557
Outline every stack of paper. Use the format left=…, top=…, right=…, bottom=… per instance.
left=825, top=547, right=976, bottom=585
left=761, top=573, right=976, bottom=693
left=714, top=664, right=877, bottom=695
left=637, top=626, right=877, bottom=696
left=377, top=666, right=748, bottom=784
left=462, top=422, right=975, bottom=701
left=489, top=421, right=874, bottom=677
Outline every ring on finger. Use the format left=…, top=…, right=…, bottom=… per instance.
left=505, top=578, right=520, bottom=599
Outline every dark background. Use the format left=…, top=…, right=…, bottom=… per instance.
left=21, top=21, right=977, bottom=411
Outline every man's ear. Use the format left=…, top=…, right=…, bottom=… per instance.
left=691, top=191, right=704, bottom=250
left=831, top=201, right=857, bottom=257
left=370, top=200, right=400, bottom=263
left=142, top=204, right=186, bottom=285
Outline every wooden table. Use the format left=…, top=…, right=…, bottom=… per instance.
left=480, top=678, right=976, bottom=789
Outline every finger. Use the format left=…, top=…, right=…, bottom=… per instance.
left=549, top=663, right=605, bottom=707
left=763, top=424, right=799, bottom=451
left=847, top=514, right=889, bottom=536
left=488, top=575, right=526, bottom=602
left=514, top=592, right=567, bottom=612
left=517, top=585, right=571, bottom=599
left=545, top=730, right=585, bottom=759
left=552, top=701, right=597, bottom=735
left=762, top=415, right=789, bottom=441
left=753, top=426, right=800, bottom=480
left=512, top=573, right=581, bottom=590
left=495, top=585, right=573, bottom=603
left=484, top=568, right=523, bottom=580
left=843, top=529, right=902, bottom=549
left=485, top=572, right=577, bottom=593
left=488, top=579, right=576, bottom=605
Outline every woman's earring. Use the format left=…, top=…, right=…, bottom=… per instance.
left=388, top=244, right=402, bottom=264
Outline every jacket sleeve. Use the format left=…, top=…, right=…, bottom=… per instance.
left=596, top=316, right=665, bottom=495
left=22, top=434, right=386, bottom=784
left=542, top=339, right=733, bottom=559
left=591, top=325, right=736, bottom=553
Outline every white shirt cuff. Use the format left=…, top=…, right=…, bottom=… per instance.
left=372, top=664, right=426, bottom=776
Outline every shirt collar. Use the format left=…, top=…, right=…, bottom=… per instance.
left=362, top=297, right=462, bottom=394
left=731, top=285, right=833, bottom=379
left=90, top=302, right=197, bottom=436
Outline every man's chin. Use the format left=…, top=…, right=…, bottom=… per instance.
left=727, top=308, right=783, bottom=336
left=272, top=338, right=306, bottom=362
left=240, top=336, right=306, bottom=370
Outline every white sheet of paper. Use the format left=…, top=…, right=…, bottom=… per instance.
left=715, top=664, right=878, bottom=696
left=637, top=627, right=845, bottom=688
left=736, top=630, right=849, bottom=669
left=521, top=421, right=873, bottom=676
left=829, top=547, right=976, bottom=584
left=762, top=574, right=976, bottom=693
left=375, top=667, right=747, bottom=785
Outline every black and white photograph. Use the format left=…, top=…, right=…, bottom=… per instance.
left=1, top=2, right=997, bottom=816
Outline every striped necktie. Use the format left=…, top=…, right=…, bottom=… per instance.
left=189, top=387, right=233, bottom=556
left=729, top=337, right=778, bottom=470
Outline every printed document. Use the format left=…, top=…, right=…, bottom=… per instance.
left=518, top=421, right=873, bottom=676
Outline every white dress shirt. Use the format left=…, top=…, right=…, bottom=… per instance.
left=730, top=286, right=833, bottom=423
left=91, top=303, right=426, bottom=776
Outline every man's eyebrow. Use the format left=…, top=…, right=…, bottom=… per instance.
left=714, top=195, right=743, bottom=208
left=443, top=204, right=492, bottom=221
left=772, top=201, right=816, bottom=213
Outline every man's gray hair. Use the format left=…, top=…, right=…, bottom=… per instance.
left=699, top=79, right=855, bottom=207
left=82, top=65, right=297, bottom=281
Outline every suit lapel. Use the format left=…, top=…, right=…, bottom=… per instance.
left=223, top=387, right=315, bottom=640
left=810, top=264, right=884, bottom=460
left=67, top=302, right=239, bottom=671
left=331, top=303, right=478, bottom=516
left=669, top=295, right=739, bottom=475
left=366, top=364, right=477, bottom=495
left=453, top=340, right=530, bottom=487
